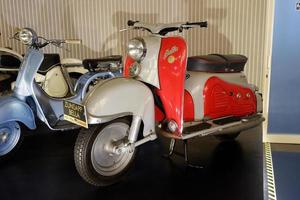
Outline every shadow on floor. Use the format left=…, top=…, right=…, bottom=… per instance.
left=0, top=127, right=263, bottom=200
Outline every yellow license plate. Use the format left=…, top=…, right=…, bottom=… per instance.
left=63, top=100, right=88, bottom=128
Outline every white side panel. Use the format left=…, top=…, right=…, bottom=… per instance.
left=137, top=36, right=161, bottom=89
left=66, top=66, right=88, bottom=74
left=185, top=71, right=250, bottom=120
left=43, top=67, right=69, bottom=98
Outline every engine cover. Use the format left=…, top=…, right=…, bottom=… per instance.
left=203, top=77, right=256, bottom=119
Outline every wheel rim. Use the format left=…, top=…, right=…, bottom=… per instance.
left=91, top=122, right=134, bottom=176
left=0, top=122, right=20, bottom=156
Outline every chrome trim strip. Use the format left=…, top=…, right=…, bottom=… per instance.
left=263, top=142, right=277, bottom=200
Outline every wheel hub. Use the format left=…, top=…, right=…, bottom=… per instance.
left=0, top=132, right=9, bottom=143
left=0, top=122, right=21, bottom=156
left=91, top=122, right=135, bottom=176
left=104, top=138, right=130, bottom=156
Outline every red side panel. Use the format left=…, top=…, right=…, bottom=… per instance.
left=183, top=90, right=194, bottom=122
left=156, top=37, right=187, bottom=135
left=155, top=106, right=165, bottom=122
left=203, top=77, right=257, bottom=119
left=124, top=56, right=134, bottom=77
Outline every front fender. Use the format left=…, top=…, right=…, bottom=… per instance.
left=0, top=96, right=36, bottom=129
left=83, top=77, right=155, bottom=136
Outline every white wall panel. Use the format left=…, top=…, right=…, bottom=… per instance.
left=0, top=0, right=268, bottom=89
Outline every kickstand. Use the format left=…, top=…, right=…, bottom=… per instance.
left=164, top=138, right=176, bottom=157
left=183, top=140, right=203, bottom=169
left=163, top=138, right=203, bottom=169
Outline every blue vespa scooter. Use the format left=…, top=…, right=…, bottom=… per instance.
left=0, top=28, right=122, bottom=159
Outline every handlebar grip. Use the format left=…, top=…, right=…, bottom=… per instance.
left=186, top=21, right=208, bottom=28
left=127, top=20, right=139, bottom=26
left=65, top=39, right=82, bottom=44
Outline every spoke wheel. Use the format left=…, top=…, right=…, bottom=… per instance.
left=74, top=118, right=136, bottom=186
left=0, top=122, right=21, bottom=157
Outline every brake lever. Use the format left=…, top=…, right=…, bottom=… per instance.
left=119, top=27, right=135, bottom=32
left=53, top=42, right=70, bottom=52
left=119, top=28, right=129, bottom=32
left=10, top=32, right=19, bottom=40
left=49, top=39, right=63, bottom=46
left=37, top=42, right=50, bottom=48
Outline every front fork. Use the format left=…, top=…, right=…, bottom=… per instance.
left=109, top=115, right=157, bottom=155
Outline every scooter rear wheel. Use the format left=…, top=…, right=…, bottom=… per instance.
left=74, top=118, right=136, bottom=186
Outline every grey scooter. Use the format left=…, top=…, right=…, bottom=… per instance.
left=0, top=28, right=120, bottom=159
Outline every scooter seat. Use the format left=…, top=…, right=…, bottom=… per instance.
left=187, top=54, right=247, bottom=73
left=83, top=55, right=122, bottom=72
left=37, top=53, right=61, bottom=75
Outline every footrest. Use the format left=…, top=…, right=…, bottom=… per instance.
left=213, top=116, right=241, bottom=125
left=183, top=123, right=211, bottom=135
left=160, top=114, right=264, bottom=140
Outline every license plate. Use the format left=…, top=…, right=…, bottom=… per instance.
left=63, top=100, right=88, bottom=128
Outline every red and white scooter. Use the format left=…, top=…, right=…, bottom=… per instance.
left=74, top=20, right=264, bottom=186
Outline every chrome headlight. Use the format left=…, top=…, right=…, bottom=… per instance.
left=18, top=28, right=37, bottom=45
left=129, top=62, right=141, bottom=77
left=127, top=38, right=146, bottom=61
left=109, top=63, right=120, bottom=72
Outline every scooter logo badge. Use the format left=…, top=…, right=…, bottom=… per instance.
left=164, top=46, right=178, bottom=63
left=168, top=56, right=175, bottom=63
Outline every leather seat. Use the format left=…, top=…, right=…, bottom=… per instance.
left=0, top=54, right=21, bottom=70
left=0, top=53, right=61, bottom=73
left=187, top=54, right=247, bottom=73
left=38, top=54, right=61, bottom=75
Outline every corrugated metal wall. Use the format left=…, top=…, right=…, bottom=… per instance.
left=0, top=0, right=268, bottom=89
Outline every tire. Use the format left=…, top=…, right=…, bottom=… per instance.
left=74, top=118, right=136, bottom=186
left=0, top=122, right=23, bottom=161
left=214, top=132, right=240, bottom=142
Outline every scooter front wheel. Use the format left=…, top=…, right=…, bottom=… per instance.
left=0, top=121, right=22, bottom=160
left=74, top=118, right=136, bottom=186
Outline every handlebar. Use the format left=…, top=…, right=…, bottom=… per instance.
left=126, top=20, right=208, bottom=35
left=64, top=39, right=82, bottom=45
left=38, top=38, right=82, bottom=48
left=185, top=21, right=208, bottom=28
left=127, top=20, right=139, bottom=26
left=12, top=28, right=81, bottom=49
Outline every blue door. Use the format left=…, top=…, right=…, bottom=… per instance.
left=268, top=0, right=300, bottom=134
